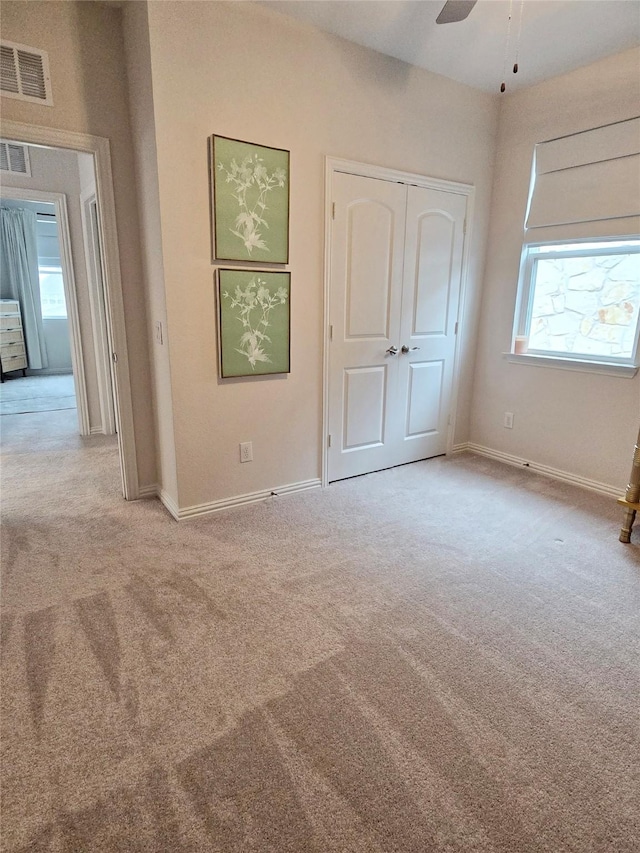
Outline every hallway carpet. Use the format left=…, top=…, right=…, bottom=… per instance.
left=1, top=422, right=639, bottom=852
left=0, top=373, right=76, bottom=415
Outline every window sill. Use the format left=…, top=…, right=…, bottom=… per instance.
left=503, top=352, right=638, bottom=378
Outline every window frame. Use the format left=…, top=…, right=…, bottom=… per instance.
left=513, top=236, right=640, bottom=370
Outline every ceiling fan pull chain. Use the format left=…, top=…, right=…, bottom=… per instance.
left=513, top=0, right=525, bottom=73
left=501, top=0, right=514, bottom=93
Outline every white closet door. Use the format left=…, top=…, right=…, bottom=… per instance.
left=328, top=172, right=407, bottom=481
left=327, top=175, right=467, bottom=482
left=395, top=185, right=467, bottom=464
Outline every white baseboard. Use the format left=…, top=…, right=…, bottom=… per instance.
left=26, top=368, right=73, bottom=376
left=162, top=478, right=322, bottom=521
left=461, top=442, right=620, bottom=499
left=89, top=425, right=117, bottom=436
left=159, top=489, right=180, bottom=520
left=137, top=483, right=158, bottom=499
left=450, top=443, right=469, bottom=455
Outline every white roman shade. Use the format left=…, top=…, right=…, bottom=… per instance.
left=524, top=117, right=640, bottom=243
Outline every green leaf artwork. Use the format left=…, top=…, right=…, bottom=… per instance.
left=212, top=136, right=290, bottom=263
left=218, top=269, right=290, bottom=377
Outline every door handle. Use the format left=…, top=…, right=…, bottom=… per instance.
left=385, top=346, right=399, bottom=356
left=401, top=345, right=420, bottom=354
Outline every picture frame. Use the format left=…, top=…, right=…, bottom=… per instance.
left=210, top=135, right=290, bottom=264
left=217, top=269, right=291, bottom=378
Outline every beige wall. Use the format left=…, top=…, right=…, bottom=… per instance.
left=1, top=147, right=102, bottom=420
left=122, top=0, right=178, bottom=504
left=4, top=1, right=634, bottom=509
left=138, top=0, right=498, bottom=509
left=1, top=1, right=156, bottom=488
left=470, top=47, right=640, bottom=490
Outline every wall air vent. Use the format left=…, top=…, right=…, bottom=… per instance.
left=0, top=141, right=31, bottom=175
left=0, top=41, right=53, bottom=105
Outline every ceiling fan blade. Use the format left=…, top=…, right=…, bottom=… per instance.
left=436, top=0, right=478, bottom=24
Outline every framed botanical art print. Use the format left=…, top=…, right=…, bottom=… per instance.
left=217, top=269, right=291, bottom=378
left=211, top=135, right=290, bottom=264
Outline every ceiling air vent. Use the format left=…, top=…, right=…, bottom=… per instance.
left=0, top=41, right=53, bottom=105
left=0, top=141, right=31, bottom=175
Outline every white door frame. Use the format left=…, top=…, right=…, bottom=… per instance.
left=0, top=186, right=92, bottom=435
left=323, top=156, right=475, bottom=487
left=80, top=186, right=117, bottom=435
left=2, top=120, right=139, bottom=499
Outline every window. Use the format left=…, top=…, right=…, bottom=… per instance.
left=512, top=117, right=640, bottom=371
left=513, top=239, right=640, bottom=367
left=39, top=265, right=67, bottom=318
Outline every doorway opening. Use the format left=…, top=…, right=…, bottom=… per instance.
left=1, top=149, right=113, bottom=434
left=1, top=197, right=77, bottom=420
left=0, top=120, right=139, bottom=499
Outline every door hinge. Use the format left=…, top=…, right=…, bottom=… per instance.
left=454, top=322, right=458, bottom=335
left=463, top=218, right=467, bottom=235
left=112, top=352, right=118, bottom=363
left=329, top=324, right=333, bottom=340
left=332, top=202, right=336, bottom=220
left=327, top=434, right=332, bottom=448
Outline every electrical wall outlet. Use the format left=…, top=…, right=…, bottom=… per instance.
left=504, top=412, right=514, bottom=429
left=239, top=441, right=253, bottom=463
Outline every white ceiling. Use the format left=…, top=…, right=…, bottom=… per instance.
left=260, top=0, right=640, bottom=93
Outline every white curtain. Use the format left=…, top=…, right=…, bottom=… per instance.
left=0, top=207, right=48, bottom=369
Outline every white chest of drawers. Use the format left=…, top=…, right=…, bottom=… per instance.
left=0, top=299, right=28, bottom=381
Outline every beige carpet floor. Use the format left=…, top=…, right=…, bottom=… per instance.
left=1, top=411, right=639, bottom=852
left=0, top=374, right=76, bottom=415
